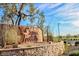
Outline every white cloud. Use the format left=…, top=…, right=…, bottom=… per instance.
left=35, top=4, right=79, bottom=28
left=71, top=20, right=79, bottom=27
left=46, top=4, right=75, bottom=15
left=48, top=3, right=61, bottom=8
left=34, top=4, right=50, bottom=14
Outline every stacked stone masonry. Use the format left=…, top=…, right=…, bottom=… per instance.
left=0, top=41, right=65, bottom=56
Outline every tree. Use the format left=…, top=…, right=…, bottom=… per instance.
left=0, top=3, right=32, bottom=25
left=28, top=4, right=41, bottom=26
left=0, top=3, right=42, bottom=26
left=0, top=4, right=15, bottom=25
left=37, top=11, right=45, bottom=41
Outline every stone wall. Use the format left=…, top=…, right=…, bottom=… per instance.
left=0, top=24, right=65, bottom=56
left=0, top=24, right=43, bottom=46
left=0, top=41, right=65, bottom=56
left=19, top=26, right=43, bottom=42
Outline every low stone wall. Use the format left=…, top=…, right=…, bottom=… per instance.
left=0, top=24, right=43, bottom=46
left=0, top=41, right=65, bottom=56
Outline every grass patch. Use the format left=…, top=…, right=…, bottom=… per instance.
left=69, top=50, right=79, bottom=56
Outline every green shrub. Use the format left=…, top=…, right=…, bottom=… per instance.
left=4, top=28, right=20, bottom=45
left=69, top=53, right=79, bottom=56
left=75, top=42, right=79, bottom=46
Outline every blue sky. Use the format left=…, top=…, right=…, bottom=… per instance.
left=33, top=3, right=79, bottom=36
left=1, top=3, right=79, bottom=36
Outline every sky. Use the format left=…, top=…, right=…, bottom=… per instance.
left=1, top=3, right=79, bottom=36
left=33, top=3, right=79, bottom=36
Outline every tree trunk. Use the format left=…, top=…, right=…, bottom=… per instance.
left=11, top=17, right=14, bottom=25
left=47, top=26, right=49, bottom=42
left=41, top=29, right=44, bottom=42
left=15, top=12, right=21, bottom=26
left=18, top=17, right=21, bottom=25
